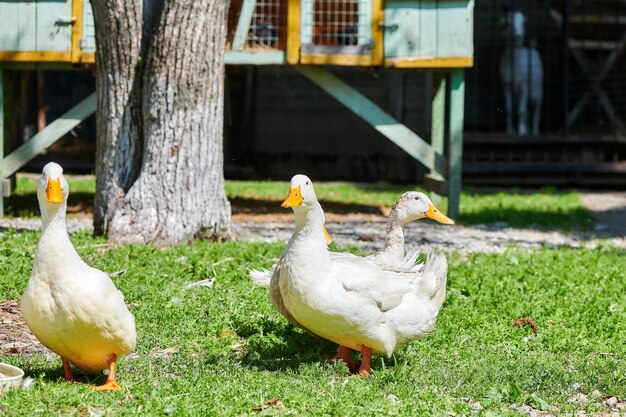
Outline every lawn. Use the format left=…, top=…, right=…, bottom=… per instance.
left=5, top=175, right=594, bottom=231
left=0, top=175, right=617, bottom=415
left=0, top=228, right=624, bottom=415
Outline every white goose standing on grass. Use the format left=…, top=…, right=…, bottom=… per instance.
left=20, top=162, right=136, bottom=390
left=250, top=190, right=454, bottom=286
left=273, top=174, right=450, bottom=375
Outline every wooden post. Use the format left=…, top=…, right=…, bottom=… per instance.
left=431, top=73, right=446, bottom=158
left=232, top=0, right=257, bottom=50
left=0, top=70, right=4, bottom=217
left=287, top=0, right=301, bottom=64
left=425, top=73, right=447, bottom=205
left=447, top=69, right=465, bottom=219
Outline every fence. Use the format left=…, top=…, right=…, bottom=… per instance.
left=466, top=0, right=626, bottom=137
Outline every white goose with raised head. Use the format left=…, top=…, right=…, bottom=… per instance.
left=20, top=162, right=136, bottom=390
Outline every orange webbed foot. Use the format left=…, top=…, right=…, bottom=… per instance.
left=90, top=381, right=122, bottom=391
left=89, top=354, right=122, bottom=391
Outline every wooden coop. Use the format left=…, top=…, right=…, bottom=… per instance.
left=0, top=0, right=474, bottom=217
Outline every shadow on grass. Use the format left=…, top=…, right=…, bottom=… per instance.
left=3, top=187, right=604, bottom=234
left=230, top=197, right=384, bottom=216
left=229, top=316, right=337, bottom=372
left=458, top=187, right=596, bottom=232
left=15, top=360, right=101, bottom=386
left=459, top=206, right=594, bottom=232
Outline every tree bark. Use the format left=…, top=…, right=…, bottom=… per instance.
left=91, top=0, right=231, bottom=245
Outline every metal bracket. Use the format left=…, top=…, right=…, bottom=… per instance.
left=55, top=16, right=77, bottom=25
left=379, top=21, right=399, bottom=31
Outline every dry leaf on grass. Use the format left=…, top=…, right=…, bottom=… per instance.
left=513, top=317, right=538, bottom=334
left=253, top=397, right=284, bottom=412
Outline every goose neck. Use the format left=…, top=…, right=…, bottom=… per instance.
left=383, top=211, right=405, bottom=258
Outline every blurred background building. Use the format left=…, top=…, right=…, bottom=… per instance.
left=2, top=0, right=625, bottom=188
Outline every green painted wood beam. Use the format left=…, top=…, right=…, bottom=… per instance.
left=431, top=74, right=446, bottom=163
left=295, top=65, right=447, bottom=176
left=232, top=0, right=257, bottom=50
left=225, top=50, right=286, bottom=65
left=0, top=70, right=4, bottom=217
left=1, top=92, right=96, bottom=178
left=427, top=73, right=447, bottom=205
left=447, top=69, right=465, bottom=219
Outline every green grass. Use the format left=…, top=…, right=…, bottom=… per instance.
left=226, top=180, right=411, bottom=208
left=460, top=187, right=593, bottom=231
left=5, top=176, right=594, bottom=231
left=0, top=231, right=624, bottom=416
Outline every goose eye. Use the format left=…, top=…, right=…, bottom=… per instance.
left=414, top=196, right=420, bottom=201
left=306, top=181, right=309, bottom=185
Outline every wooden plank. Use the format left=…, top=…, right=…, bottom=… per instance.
left=36, top=0, right=73, bottom=52
left=370, top=0, right=384, bottom=65
left=1, top=180, right=9, bottom=199
left=383, top=1, right=425, bottom=59
left=419, top=2, right=438, bottom=57
left=81, top=1, right=97, bottom=53
left=423, top=174, right=448, bottom=196
left=299, top=53, right=377, bottom=66
left=569, top=15, right=626, bottom=25
left=225, top=50, right=286, bottom=65
left=447, top=69, right=465, bottom=219
left=1, top=92, right=96, bottom=178
left=295, top=65, right=447, bottom=176
left=431, top=74, right=446, bottom=159
left=0, top=70, right=3, bottom=215
left=232, top=0, right=257, bottom=50
left=287, top=0, right=301, bottom=64
left=71, top=0, right=84, bottom=62
left=569, top=40, right=621, bottom=50
left=436, top=0, right=474, bottom=57
left=429, top=73, right=446, bottom=203
left=299, top=0, right=313, bottom=45
left=0, top=51, right=72, bottom=62
left=384, top=57, right=473, bottom=68
left=0, top=1, right=36, bottom=51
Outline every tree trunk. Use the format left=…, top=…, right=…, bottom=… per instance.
left=91, top=0, right=231, bottom=245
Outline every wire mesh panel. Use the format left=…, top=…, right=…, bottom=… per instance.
left=301, top=0, right=373, bottom=54
left=466, top=0, right=626, bottom=137
left=465, top=0, right=562, bottom=136
left=248, top=0, right=286, bottom=49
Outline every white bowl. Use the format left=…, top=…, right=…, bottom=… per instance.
left=0, top=363, right=24, bottom=394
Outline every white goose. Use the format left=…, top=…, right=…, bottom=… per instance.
left=273, top=174, right=449, bottom=375
left=20, top=162, right=136, bottom=390
left=250, top=191, right=453, bottom=286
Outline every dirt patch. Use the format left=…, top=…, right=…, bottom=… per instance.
left=580, top=191, right=626, bottom=238
left=0, top=300, right=53, bottom=358
left=230, top=196, right=386, bottom=224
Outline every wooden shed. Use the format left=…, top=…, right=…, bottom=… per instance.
left=1, top=0, right=475, bottom=217
left=0, top=0, right=94, bottom=65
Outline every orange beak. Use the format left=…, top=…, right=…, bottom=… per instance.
left=281, top=186, right=303, bottom=208
left=324, top=225, right=332, bottom=245
left=46, top=178, right=64, bottom=204
left=424, top=204, right=454, bottom=224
